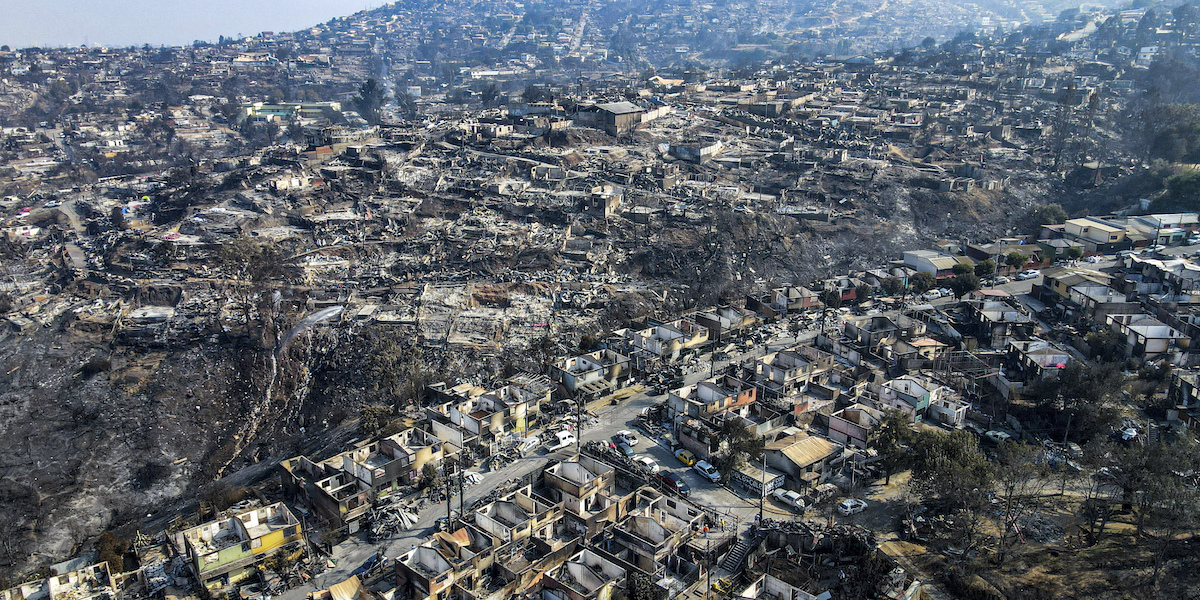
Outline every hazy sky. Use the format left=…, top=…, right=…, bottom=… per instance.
left=1, top=0, right=388, bottom=49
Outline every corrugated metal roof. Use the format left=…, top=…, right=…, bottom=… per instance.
left=774, top=435, right=836, bottom=468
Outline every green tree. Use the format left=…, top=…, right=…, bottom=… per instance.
left=95, top=531, right=130, bottom=573
left=974, top=259, right=996, bottom=279
left=951, top=262, right=973, bottom=275
left=480, top=82, right=501, bottom=107
left=1033, top=203, right=1067, bottom=225
left=869, top=410, right=914, bottom=485
left=521, top=84, right=550, bottom=103
left=1065, top=246, right=1084, bottom=260
left=354, top=78, right=385, bottom=125
left=1005, top=251, right=1028, bottom=271
left=909, top=272, right=936, bottom=294
left=948, top=273, right=980, bottom=299
left=418, top=462, right=442, bottom=490
left=854, top=283, right=872, bottom=304
left=908, top=429, right=993, bottom=548
left=359, top=404, right=392, bottom=437
left=820, top=288, right=842, bottom=309
left=881, top=277, right=905, bottom=296
left=909, top=429, right=993, bottom=511
left=711, top=417, right=764, bottom=479
left=396, top=92, right=418, bottom=121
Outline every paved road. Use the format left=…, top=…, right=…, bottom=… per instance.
left=278, top=392, right=666, bottom=599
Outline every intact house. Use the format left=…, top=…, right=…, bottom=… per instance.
left=280, top=428, right=445, bottom=532
left=1061, top=217, right=1131, bottom=253
left=764, top=433, right=838, bottom=491
left=902, top=250, right=967, bottom=279
left=178, top=503, right=303, bottom=590
left=549, top=349, right=632, bottom=400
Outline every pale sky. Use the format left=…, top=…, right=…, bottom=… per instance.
left=0, top=0, right=388, bottom=49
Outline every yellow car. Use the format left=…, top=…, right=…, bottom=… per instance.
left=674, top=448, right=698, bottom=466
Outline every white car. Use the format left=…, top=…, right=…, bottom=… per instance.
left=837, top=498, right=868, bottom=516
left=616, top=430, right=639, bottom=447
left=984, top=430, right=1012, bottom=444
left=772, top=489, right=806, bottom=511
left=633, top=456, right=660, bottom=473
left=693, top=460, right=721, bottom=483
left=1015, top=270, right=1040, bottom=280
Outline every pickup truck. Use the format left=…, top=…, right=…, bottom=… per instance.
left=544, top=430, right=577, bottom=452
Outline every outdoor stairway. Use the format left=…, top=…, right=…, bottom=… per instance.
left=720, top=539, right=752, bottom=572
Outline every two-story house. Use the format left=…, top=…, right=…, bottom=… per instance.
left=180, top=503, right=303, bottom=590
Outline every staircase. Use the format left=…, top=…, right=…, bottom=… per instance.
left=720, top=539, right=752, bottom=573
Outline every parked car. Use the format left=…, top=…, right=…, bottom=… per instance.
left=543, top=431, right=575, bottom=452
left=616, top=430, right=639, bottom=447
left=993, top=275, right=1010, bottom=284
left=694, top=460, right=721, bottom=483
left=837, top=498, right=868, bottom=516
left=1015, top=270, right=1040, bottom=280
left=984, top=430, right=1012, bottom=444
left=656, top=472, right=690, bottom=497
left=616, top=441, right=635, bottom=458
left=675, top=448, right=698, bottom=466
left=921, top=290, right=942, bottom=301
left=633, top=456, right=660, bottom=473
left=772, top=489, right=806, bottom=511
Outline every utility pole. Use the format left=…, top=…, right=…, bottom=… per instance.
left=759, top=452, right=766, bottom=523
left=1060, top=413, right=1072, bottom=495
left=458, top=467, right=465, bottom=520
left=704, top=527, right=711, bottom=600
left=576, top=397, right=583, bottom=458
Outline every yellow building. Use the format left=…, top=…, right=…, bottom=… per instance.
left=1063, top=217, right=1126, bottom=248
left=181, top=503, right=304, bottom=590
